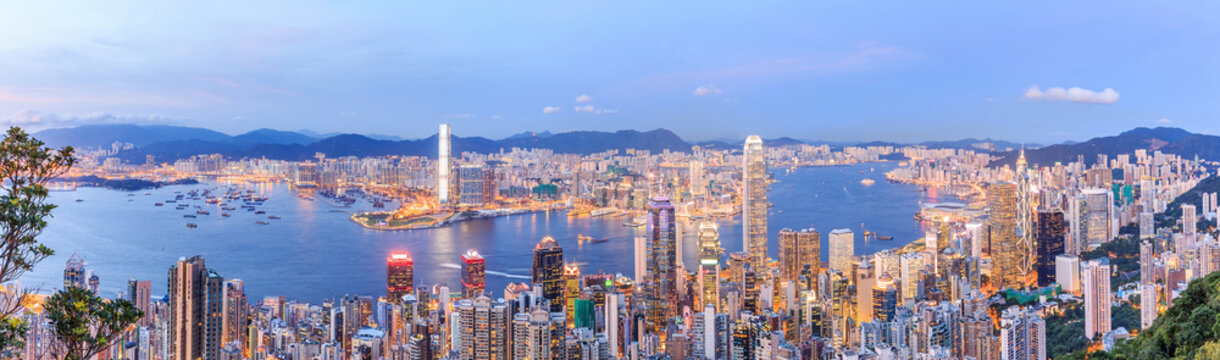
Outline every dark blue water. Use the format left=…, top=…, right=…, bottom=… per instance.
left=27, top=162, right=933, bottom=302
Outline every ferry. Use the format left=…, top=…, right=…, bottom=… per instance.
left=578, top=234, right=592, bottom=242
left=255, top=220, right=270, bottom=225
left=877, top=236, right=894, bottom=241
left=183, top=214, right=197, bottom=218
left=589, top=238, right=609, bottom=244
left=860, top=178, right=876, bottom=186
left=196, top=210, right=210, bottom=215
left=255, top=210, right=266, bottom=215
left=186, top=223, right=197, bottom=228
left=221, top=213, right=231, bottom=217
left=75, top=199, right=83, bottom=202
left=155, top=203, right=164, bottom=206
left=268, top=215, right=281, bottom=220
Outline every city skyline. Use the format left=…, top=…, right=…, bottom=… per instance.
left=2, top=2, right=1218, bottom=143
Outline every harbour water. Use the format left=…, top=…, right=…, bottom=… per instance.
left=28, top=161, right=935, bottom=302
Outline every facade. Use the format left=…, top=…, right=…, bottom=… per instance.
left=1055, top=254, right=1081, bottom=294
left=458, top=165, right=485, bottom=206
left=828, top=229, right=854, bottom=275
left=461, top=250, right=486, bottom=298
left=645, top=196, right=677, bottom=338
left=1035, top=210, right=1066, bottom=287
left=1083, top=258, right=1112, bottom=339
left=455, top=296, right=509, bottom=360
left=387, top=252, right=415, bottom=300
left=1000, top=307, right=1047, bottom=360
left=779, top=228, right=820, bottom=286
left=989, top=182, right=1023, bottom=289
left=697, top=222, right=721, bottom=311
left=168, top=255, right=224, bottom=360
left=438, top=123, right=451, bottom=204
left=532, top=236, right=564, bottom=312
left=743, top=135, right=768, bottom=267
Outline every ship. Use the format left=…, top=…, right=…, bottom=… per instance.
left=196, top=210, right=210, bottom=215
left=578, top=234, right=592, bottom=242
left=268, top=215, right=281, bottom=220
left=183, top=214, right=196, bottom=218
left=590, top=238, right=609, bottom=243
left=155, top=203, right=164, bottom=206
left=860, top=178, right=876, bottom=186
left=877, top=235, right=893, bottom=240
left=255, top=220, right=270, bottom=225
left=623, top=217, right=646, bottom=228
left=255, top=210, right=266, bottom=215
left=221, top=213, right=231, bottom=217
left=186, top=223, right=197, bottom=228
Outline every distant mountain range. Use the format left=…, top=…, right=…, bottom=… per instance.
left=990, top=127, right=1220, bottom=167
left=30, top=124, right=1217, bottom=165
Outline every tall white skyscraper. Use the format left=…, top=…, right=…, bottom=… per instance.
left=829, top=228, right=854, bottom=275
left=742, top=135, right=768, bottom=266
left=1055, top=254, right=1080, bottom=294
left=438, top=123, right=451, bottom=205
left=1082, top=258, right=1111, bottom=339
left=1140, top=283, right=1157, bottom=330
left=1183, top=204, right=1197, bottom=247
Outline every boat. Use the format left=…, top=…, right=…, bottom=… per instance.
left=590, top=238, right=609, bottom=243
left=186, top=223, right=197, bottom=228
left=268, top=215, right=281, bottom=220
left=877, top=236, right=893, bottom=241
left=155, top=203, right=164, bottom=206
left=196, top=210, right=210, bottom=215
left=183, top=214, right=196, bottom=218
left=255, top=220, right=270, bottom=225
left=860, top=178, right=876, bottom=186
left=75, top=199, right=83, bottom=202
left=255, top=210, right=266, bottom=215
left=221, top=213, right=231, bottom=217
left=578, top=234, right=592, bottom=242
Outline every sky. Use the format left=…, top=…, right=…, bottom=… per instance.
left=0, top=1, right=1217, bottom=143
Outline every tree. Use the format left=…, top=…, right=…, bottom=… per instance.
left=0, top=127, right=75, bottom=355
left=44, top=287, right=143, bottom=360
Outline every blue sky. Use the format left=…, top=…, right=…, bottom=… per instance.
left=0, top=1, right=1216, bottom=143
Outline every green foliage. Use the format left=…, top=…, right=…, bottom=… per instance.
left=44, top=287, right=143, bottom=360
left=0, top=127, right=75, bottom=355
left=1113, top=302, right=1140, bottom=332
left=1046, top=302, right=1091, bottom=358
left=1085, top=271, right=1220, bottom=359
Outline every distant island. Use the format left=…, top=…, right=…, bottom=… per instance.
left=53, top=175, right=199, bottom=191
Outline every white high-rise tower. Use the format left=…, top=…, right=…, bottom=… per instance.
left=742, top=135, right=767, bottom=266
left=438, top=124, right=451, bottom=205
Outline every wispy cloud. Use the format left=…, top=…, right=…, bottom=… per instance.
left=573, top=105, right=617, bottom=114
left=542, top=106, right=562, bottom=114
left=1023, top=86, right=1119, bottom=104
left=575, top=94, right=592, bottom=103
left=2, top=109, right=173, bottom=127
left=693, top=85, right=722, bottom=96
left=442, top=113, right=474, bottom=119
left=1157, top=118, right=1171, bottom=124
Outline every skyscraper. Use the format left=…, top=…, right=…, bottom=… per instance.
left=742, top=135, right=768, bottom=267
left=779, top=228, right=820, bottom=286
left=989, top=182, right=1023, bottom=289
left=1140, top=283, right=1157, bottom=330
left=564, top=263, right=581, bottom=326
left=461, top=250, right=486, bottom=298
left=387, top=252, right=415, bottom=301
left=168, top=255, right=224, bottom=360
left=1079, top=188, right=1114, bottom=249
left=1082, top=258, right=1111, bottom=339
left=697, top=222, right=721, bottom=311
left=828, top=229, right=854, bottom=275
left=532, top=236, right=564, bottom=312
left=221, top=279, right=247, bottom=353
left=645, top=196, right=677, bottom=337
left=438, top=123, right=451, bottom=205
left=456, top=296, right=509, bottom=360
left=64, top=253, right=86, bottom=290
left=1000, top=306, right=1047, bottom=360
left=458, top=165, right=486, bottom=206
left=126, top=279, right=152, bottom=327
left=1183, top=204, right=1198, bottom=246
left=1036, top=210, right=1065, bottom=287
left=690, top=160, right=706, bottom=196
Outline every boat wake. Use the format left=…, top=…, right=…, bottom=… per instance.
left=440, top=263, right=531, bottom=279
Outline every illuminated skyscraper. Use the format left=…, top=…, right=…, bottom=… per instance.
left=989, top=182, right=1023, bottom=289
left=438, top=123, right=451, bottom=205
left=387, top=252, right=415, bottom=300
left=779, top=228, right=820, bottom=286
left=872, top=275, right=898, bottom=322
left=458, top=165, right=486, bottom=206
left=645, top=196, right=677, bottom=337
left=456, top=296, right=509, bottom=360
left=1140, top=283, right=1157, bottom=329
left=697, top=222, right=721, bottom=310
left=828, top=229, right=854, bottom=275
left=168, top=255, right=224, bottom=360
left=1000, top=306, right=1047, bottom=360
left=1082, top=258, right=1111, bottom=339
left=1183, top=204, right=1198, bottom=246
left=1014, top=150, right=1036, bottom=282
left=564, top=263, right=581, bottom=326
left=461, top=250, right=486, bottom=298
left=532, top=236, right=564, bottom=312
left=1036, top=210, right=1065, bottom=287
left=64, top=253, right=86, bottom=290
left=742, top=135, right=768, bottom=266
left=690, top=160, right=706, bottom=196
left=1079, top=188, right=1115, bottom=249
left=221, top=279, right=247, bottom=353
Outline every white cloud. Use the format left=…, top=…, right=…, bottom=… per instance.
left=1157, top=118, right=1171, bottom=124
left=575, top=94, right=592, bottom=103
left=442, top=113, right=474, bottom=119
left=542, top=106, right=562, bottom=114
left=573, top=105, right=616, bottom=115
left=693, top=85, right=722, bottom=96
left=2, top=109, right=172, bottom=127
left=490, top=115, right=502, bottom=120
left=1023, top=86, right=1119, bottom=104
left=574, top=105, right=594, bottom=113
